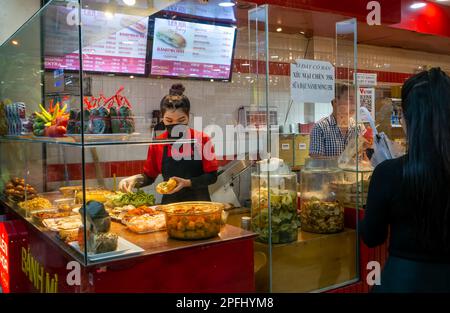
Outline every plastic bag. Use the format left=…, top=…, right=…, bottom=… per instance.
left=371, top=133, right=405, bottom=167
left=359, top=106, right=405, bottom=167
left=337, top=128, right=369, bottom=170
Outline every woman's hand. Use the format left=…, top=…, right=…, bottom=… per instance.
left=118, top=174, right=144, bottom=193
left=166, top=176, right=191, bottom=194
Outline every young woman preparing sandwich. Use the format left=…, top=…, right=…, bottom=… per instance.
left=118, top=84, right=219, bottom=204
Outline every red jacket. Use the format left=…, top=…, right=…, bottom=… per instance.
left=143, top=128, right=219, bottom=179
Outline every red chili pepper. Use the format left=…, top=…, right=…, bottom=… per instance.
left=123, top=96, right=132, bottom=108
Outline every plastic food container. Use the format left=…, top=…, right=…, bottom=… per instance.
left=162, top=201, right=224, bottom=240
left=251, top=158, right=299, bottom=244
left=300, top=159, right=344, bottom=234
left=75, top=189, right=115, bottom=204
left=59, top=186, right=82, bottom=198
left=54, top=198, right=75, bottom=211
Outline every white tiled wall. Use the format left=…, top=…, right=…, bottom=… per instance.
left=38, top=30, right=450, bottom=203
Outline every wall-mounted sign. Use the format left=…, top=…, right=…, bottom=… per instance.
left=356, top=73, right=377, bottom=87
left=358, top=87, right=376, bottom=122
left=291, top=60, right=335, bottom=103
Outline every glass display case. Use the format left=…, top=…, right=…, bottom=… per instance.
left=251, top=158, right=298, bottom=244
left=0, top=0, right=262, bottom=293
left=250, top=5, right=361, bottom=293
left=300, top=159, right=344, bottom=234
left=0, top=0, right=366, bottom=294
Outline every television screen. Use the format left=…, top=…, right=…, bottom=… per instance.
left=44, top=9, right=149, bottom=75
left=150, top=18, right=236, bottom=80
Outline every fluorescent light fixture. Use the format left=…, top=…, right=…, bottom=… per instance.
left=276, top=27, right=282, bottom=32
left=123, top=0, right=136, bottom=5
left=271, top=55, right=279, bottom=59
left=219, top=2, right=235, bottom=7
left=241, top=63, right=250, bottom=66
left=410, top=2, right=427, bottom=9
left=122, top=41, right=134, bottom=45
left=105, top=11, right=114, bottom=19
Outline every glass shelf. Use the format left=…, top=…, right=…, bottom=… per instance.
left=0, top=135, right=198, bottom=147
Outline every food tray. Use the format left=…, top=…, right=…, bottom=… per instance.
left=124, top=213, right=166, bottom=234
left=42, top=215, right=82, bottom=232
left=162, top=201, right=224, bottom=240
left=69, top=237, right=144, bottom=261
left=32, top=209, right=76, bottom=226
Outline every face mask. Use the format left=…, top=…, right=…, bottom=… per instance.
left=165, top=123, right=188, bottom=139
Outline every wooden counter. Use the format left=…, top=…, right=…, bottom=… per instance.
left=227, top=209, right=357, bottom=293
left=2, top=200, right=257, bottom=292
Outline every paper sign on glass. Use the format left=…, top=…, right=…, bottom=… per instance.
left=290, top=60, right=335, bottom=103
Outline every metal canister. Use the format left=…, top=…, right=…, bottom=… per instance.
left=241, top=216, right=251, bottom=231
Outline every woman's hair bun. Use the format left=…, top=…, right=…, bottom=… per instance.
left=169, top=84, right=185, bottom=96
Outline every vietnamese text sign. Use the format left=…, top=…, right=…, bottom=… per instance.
left=358, top=87, right=376, bottom=122
left=291, top=60, right=335, bottom=103
left=356, top=73, right=377, bottom=87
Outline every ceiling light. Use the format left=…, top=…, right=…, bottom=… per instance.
left=242, top=63, right=250, bottom=66
left=276, top=27, right=282, bottom=32
left=123, top=0, right=136, bottom=5
left=129, top=75, right=135, bottom=79
left=410, top=2, right=427, bottom=9
left=436, top=0, right=449, bottom=2
left=105, top=11, right=114, bottom=19
left=300, top=31, right=306, bottom=35
left=219, top=2, right=235, bottom=7
left=11, top=40, right=19, bottom=45
left=122, top=41, right=134, bottom=45
left=271, top=55, right=279, bottom=59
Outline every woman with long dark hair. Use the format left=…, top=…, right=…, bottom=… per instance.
left=360, top=68, right=450, bottom=292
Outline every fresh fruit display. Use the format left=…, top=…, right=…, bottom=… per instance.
left=33, top=101, right=69, bottom=137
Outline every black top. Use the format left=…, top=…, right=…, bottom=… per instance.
left=360, top=155, right=450, bottom=263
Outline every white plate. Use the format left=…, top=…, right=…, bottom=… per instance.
left=69, top=236, right=144, bottom=262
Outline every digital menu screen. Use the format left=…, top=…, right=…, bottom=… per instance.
left=150, top=18, right=236, bottom=80
left=45, top=10, right=149, bottom=75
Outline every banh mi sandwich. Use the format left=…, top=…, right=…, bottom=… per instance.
left=156, top=28, right=187, bottom=49
left=156, top=178, right=178, bottom=194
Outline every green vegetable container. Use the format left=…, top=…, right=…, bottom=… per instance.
left=251, top=158, right=298, bottom=244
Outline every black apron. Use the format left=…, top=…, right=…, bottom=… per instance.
left=161, top=142, right=211, bottom=204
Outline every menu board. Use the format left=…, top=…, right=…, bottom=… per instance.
left=150, top=18, right=236, bottom=80
left=45, top=10, right=149, bottom=75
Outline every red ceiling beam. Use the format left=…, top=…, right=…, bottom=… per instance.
left=253, top=0, right=450, bottom=39
left=250, top=0, right=402, bottom=24
left=392, top=0, right=450, bottom=38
